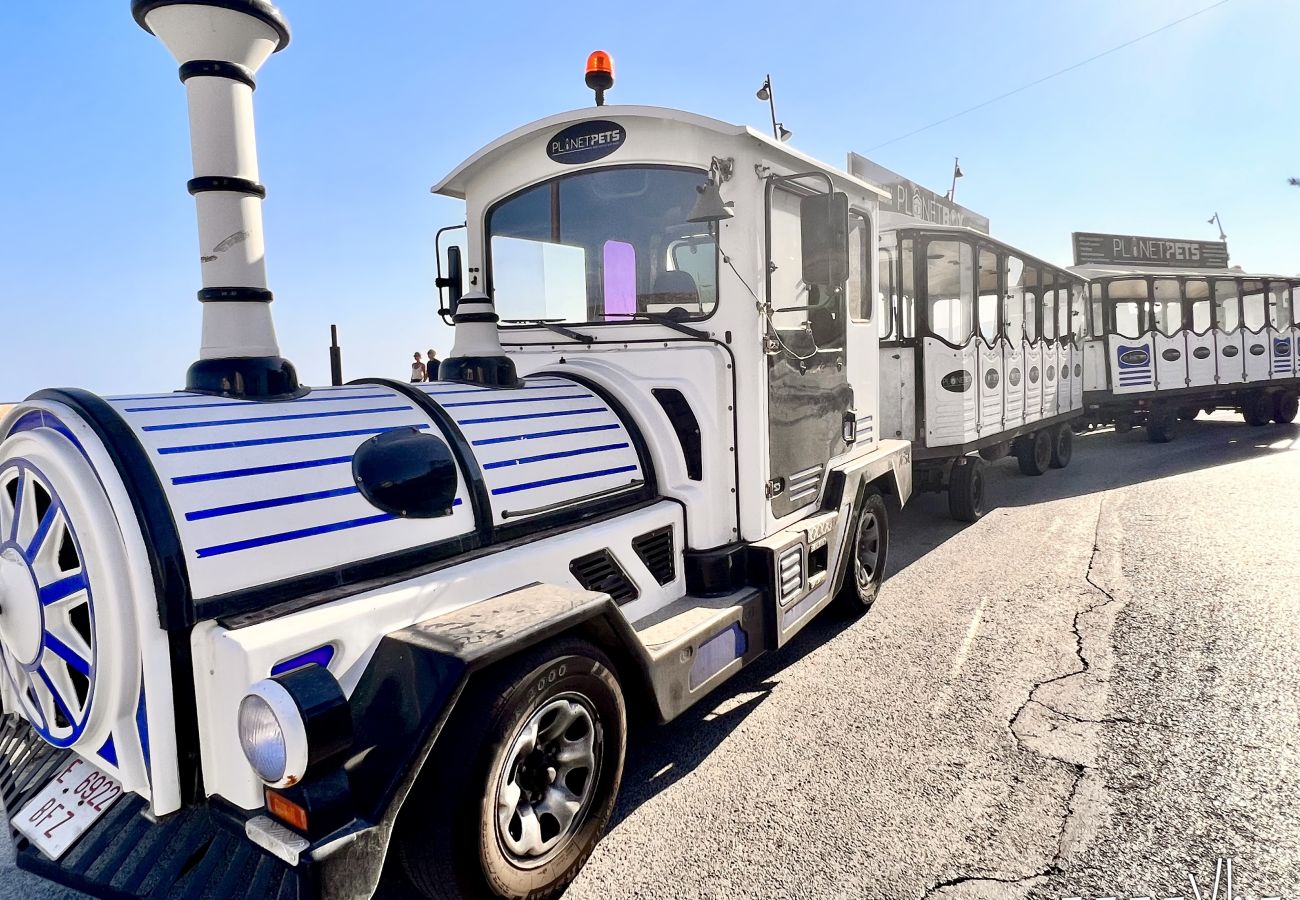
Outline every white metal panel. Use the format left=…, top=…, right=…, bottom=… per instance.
left=1070, top=343, right=1085, bottom=408
left=879, top=348, right=914, bottom=441
left=1270, top=328, right=1296, bottom=378
left=1041, top=343, right=1059, bottom=418
left=1023, top=343, right=1043, bottom=423
left=1243, top=328, right=1271, bottom=382
left=976, top=341, right=1004, bottom=436
left=1216, top=329, right=1246, bottom=384
left=1152, top=332, right=1187, bottom=391
left=922, top=339, right=977, bottom=448
left=1109, top=334, right=1155, bottom=394
left=1082, top=340, right=1107, bottom=392
left=1186, top=331, right=1217, bottom=388
left=1003, top=344, right=1025, bottom=429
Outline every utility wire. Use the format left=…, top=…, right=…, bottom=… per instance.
left=866, top=0, right=1235, bottom=152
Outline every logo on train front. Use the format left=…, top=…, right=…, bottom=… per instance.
left=1009, top=368, right=1022, bottom=386
left=1162, top=348, right=1182, bottom=362
left=1223, top=344, right=1240, bottom=357
left=1249, top=344, right=1266, bottom=356
left=985, top=369, right=999, bottom=389
left=547, top=120, right=627, bottom=165
left=1193, top=346, right=1212, bottom=359
left=1118, top=346, right=1150, bottom=367
left=941, top=370, right=973, bottom=392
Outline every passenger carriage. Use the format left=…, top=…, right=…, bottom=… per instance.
left=1071, top=231, right=1300, bottom=436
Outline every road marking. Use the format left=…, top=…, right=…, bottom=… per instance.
left=948, top=597, right=990, bottom=679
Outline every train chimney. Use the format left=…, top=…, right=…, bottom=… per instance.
left=133, top=0, right=302, bottom=400
left=438, top=291, right=520, bottom=388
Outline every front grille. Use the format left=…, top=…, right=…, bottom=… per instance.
left=569, top=550, right=638, bottom=604
left=631, top=527, right=676, bottom=586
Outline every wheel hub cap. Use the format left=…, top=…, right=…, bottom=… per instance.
left=0, top=548, right=42, bottom=668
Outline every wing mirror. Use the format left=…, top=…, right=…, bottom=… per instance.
left=800, top=191, right=850, bottom=287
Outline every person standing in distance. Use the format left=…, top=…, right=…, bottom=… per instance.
left=410, top=352, right=426, bottom=383
left=425, top=349, right=439, bottom=381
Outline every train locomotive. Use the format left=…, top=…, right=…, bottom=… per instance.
left=0, top=2, right=911, bottom=898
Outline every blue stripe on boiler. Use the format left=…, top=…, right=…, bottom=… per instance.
left=172, top=456, right=353, bottom=485
left=157, top=423, right=429, bottom=455
left=492, top=464, right=638, bottom=496
left=195, top=513, right=397, bottom=558
left=126, top=393, right=390, bottom=413
left=441, top=393, right=592, bottom=409
left=185, top=486, right=361, bottom=521
left=482, top=442, right=630, bottom=470
left=472, top=423, right=621, bottom=447
left=458, top=407, right=606, bottom=426
left=142, top=406, right=410, bottom=432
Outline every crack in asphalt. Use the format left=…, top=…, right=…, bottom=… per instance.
left=921, top=498, right=1122, bottom=899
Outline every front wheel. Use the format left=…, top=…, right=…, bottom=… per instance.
left=835, top=489, right=890, bottom=615
left=947, top=457, right=985, bottom=522
left=399, top=638, right=627, bottom=900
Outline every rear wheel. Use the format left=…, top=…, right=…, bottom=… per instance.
left=1016, top=430, right=1052, bottom=476
left=1177, top=407, right=1199, bottom=422
left=1147, top=409, right=1177, bottom=443
left=947, top=457, right=985, bottom=523
left=1049, top=424, right=1074, bottom=468
left=835, top=489, right=889, bottom=614
left=978, top=441, right=1011, bottom=462
left=1243, top=393, right=1272, bottom=427
left=1273, top=391, right=1298, bottom=424
left=399, top=638, right=626, bottom=900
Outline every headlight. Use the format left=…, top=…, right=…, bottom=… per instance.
left=238, top=680, right=309, bottom=788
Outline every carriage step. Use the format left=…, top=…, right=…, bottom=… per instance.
left=631, top=588, right=759, bottom=653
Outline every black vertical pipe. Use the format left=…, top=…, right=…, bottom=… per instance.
left=329, top=324, right=344, bottom=386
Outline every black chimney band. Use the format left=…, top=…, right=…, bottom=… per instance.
left=132, top=0, right=292, bottom=52
left=179, top=60, right=257, bottom=90
left=186, top=356, right=306, bottom=401
left=198, top=287, right=275, bottom=303
left=188, top=176, right=267, bottom=198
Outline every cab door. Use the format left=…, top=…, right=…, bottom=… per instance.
left=764, top=182, right=852, bottom=520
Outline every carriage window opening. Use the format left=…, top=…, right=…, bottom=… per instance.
left=847, top=211, right=872, bottom=321
left=977, top=248, right=1000, bottom=342
left=1241, top=281, right=1266, bottom=331
left=1113, top=301, right=1143, bottom=338
left=878, top=239, right=896, bottom=338
left=1056, top=285, right=1070, bottom=341
left=1214, top=280, right=1240, bottom=331
left=1152, top=279, right=1182, bottom=337
left=1072, top=284, right=1088, bottom=341
left=1005, top=256, right=1025, bottom=341
left=926, top=240, right=974, bottom=345
left=1089, top=283, right=1103, bottom=336
left=1268, top=282, right=1293, bottom=330
left=1040, top=274, right=1058, bottom=340
left=1184, top=279, right=1210, bottom=333
left=900, top=238, right=916, bottom=339
left=1190, top=300, right=1211, bottom=333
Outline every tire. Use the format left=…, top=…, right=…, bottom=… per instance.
left=947, top=457, right=985, bottom=523
left=1147, top=421, right=1176, bottom=443
left=1016, top=430, right=1052, bottom=476
left=1243, top=394, right=1272, bottom=427
left=1177, top=407, right=1199, bottom=422
left=399, top=637, right=627, bottom=900
left=1273, top=391, right=1299, bottom=424
left=834, top=489, right=890, bottom=614
left=1049, top=424, right=1073, bottom=468
left=1069, top=421, right=1090, bottom=434
left=1114, top=419, right=1133, bottom=434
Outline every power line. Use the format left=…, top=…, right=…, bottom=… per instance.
left=866, top=0, right=1235, bottom=152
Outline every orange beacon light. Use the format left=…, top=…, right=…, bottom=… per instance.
left=585, top=51, right=614, bottom=106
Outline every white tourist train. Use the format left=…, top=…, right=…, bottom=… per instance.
left=852, top=158, right=1086, bottom=522
left=0, top=3, right=911, bottom=899
left=1070, top=232, right=1300, bottom=438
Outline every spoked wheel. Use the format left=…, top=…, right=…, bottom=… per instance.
left=399, top=638, right=626, bottom=900
left=1274, top=391, right=1298, bottom=424
left=947, top=457, right=985, bottom=523
left=1016, top=430, right=1052, bottom=476
left=834, top=489, right=889, bottom=615
left=1050, top=424, right=1074, bottom=468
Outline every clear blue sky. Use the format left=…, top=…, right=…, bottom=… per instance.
left=1, top=0, right=1295, bottom=399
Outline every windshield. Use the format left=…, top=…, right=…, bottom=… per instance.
left=486, top=166, right=719, bottom=324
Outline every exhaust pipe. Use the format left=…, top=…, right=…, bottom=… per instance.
left=133, top=0, right=302, bottom=400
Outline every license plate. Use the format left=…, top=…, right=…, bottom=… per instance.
left=11, top=757, right=123, bottom=860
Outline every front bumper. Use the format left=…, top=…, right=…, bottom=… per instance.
left=2, top=715, right=307, bottom=899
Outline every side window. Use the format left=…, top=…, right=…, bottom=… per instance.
left=1040, top=273, right=1058, bottom=340
left=1152, top=278, right=1182, bottom=336
left=847, top=211, right=872, bottom=321
left=1214, top=280, right=1241, bottom=331
left=925, top=240, right=974, bottom=345
left=977, top=248, right=1000, bottom=343
left=900, top=238, right=916, bottom=339
left=1184, top=279, right=1211, bottom=333
left=1056, top=284, right=1070, bottom=341
left=1005, top=256, right=1025, bottom=341
left=1072, top=284, right=1088, bottom=341
left=1242, top=281, right=1266, bottom=331
left=1269, top=282, right=1293, bottom=330
left=1023, top=267, right=1041, bottom=342
left=878, top=237, right=896, bottom=338
left=1113, top=302, right=1143, bottom=338
left=1089, top=283, right=1104, bottom=337
left=768, top=187, right=810, bottom=332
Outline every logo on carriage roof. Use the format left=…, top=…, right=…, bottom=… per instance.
left=547, top=120, right=626, bottom=165
left=1222, top=344, right=1239, bottom=357
left=1029, top=366, right=1040, bottom=384
left=984, top=369, right=999, bottom=389
left=1162, top=348, right=1182, bottom=362
left=1249, top=344, right=1265, bottom=356
left=941, top=370, right=973, bottom=392
left=1193, top=346, right=1212, bottom=359
left=1009, top=368, right=1022, bottom=386
left=1118, top=346, right=1150, bottom=367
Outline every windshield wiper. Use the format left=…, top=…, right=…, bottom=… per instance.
left=603, top=312, right=709, bottom=340
left=501, top=319, right=595, bottom=344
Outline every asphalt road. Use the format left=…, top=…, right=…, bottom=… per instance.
left=4, top=412, right=1298, bottom=900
